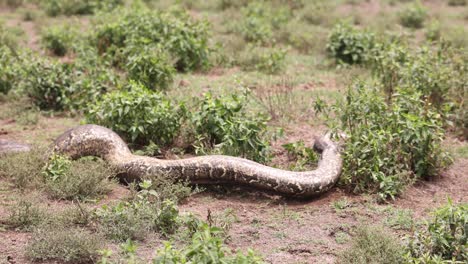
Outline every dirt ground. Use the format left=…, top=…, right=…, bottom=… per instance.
left=0, top=112, right=466, bottom=264
left=1, top=0, right=467, bottom=263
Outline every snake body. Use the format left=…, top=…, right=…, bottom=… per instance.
left=53, top=125, right=342, bottom=198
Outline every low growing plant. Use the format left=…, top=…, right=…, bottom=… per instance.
left=338, top=225, right=405, bottom=264
left=0, top=147, right=46, bottom=189
left=86, top=81, right=185, bottom=146
left=94, top=8, right=211, bottom=72
left=95, top=180, right=180, bottom=241
left=326, top=22, right=375, bottom=65
left=398, top=1, right=427, bottom=29
left=406, top=199, right=467, bottom=262
left=41, top=25, right=76, bottom=56
left=192, top=91, right=270, bottom=163
left=26, top=224, right=103, bottom=264
left=124, top=45, right=175, bottom=90
left=238, top=45, right=287, bottom=74
left=334, top=82, right=451, bottom=200
left=42, top=154, right=114, bottom=201
left=6, top=200, right=46, bottom=231
left=153, top=223, right=264, bottom=263
left=282, top=140, right=319, bottom=171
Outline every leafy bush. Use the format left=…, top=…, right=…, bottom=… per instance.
left=335, top=82, right=451, bottom=199
left=282, top=140, right=319, bottom=171
left=95, top=180, right=180, bottom=241
left=42, top=0, right=123, bottom=16
left=125, top=46, right=175, bottom=90
left=42, top=154, right=114, bottom=200
left=237, top=1, right=290, bottom=44
left=398, top=1, right=427, bottom=29
left=448, top=0, right=466, bottom=6
left=94, top=9, right=211, bottom=72
left=41, top=25, right=76, bottom=56
left=0, top=46, right=19, bottom=94
left=153, top=223, right=264, bottom=263
left=192, top=91, right=270, bottom=163
left=238, top=45, right=287, bottom=74
left=0, top=23, right=20, bottom=49
left=327, top=22, right=375, bottom=65
left=425, top=20, right=441, bottom=42
left=406, top=200, right=467, bottom=262
left=6, top=200, right=46, bottom=231
left=338, top=226, right=405, bottom=264
left=21, top=57, right=74, bottom=110
left=372, top=42, right=467, bottom=138
left=0, top=147, right=46, bottom=189
left=26, top=225, right=103, bottom=264
left=86, top=81, right=185, bottom=145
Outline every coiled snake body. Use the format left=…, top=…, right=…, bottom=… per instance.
left=2, top=125, right=342, bottom=198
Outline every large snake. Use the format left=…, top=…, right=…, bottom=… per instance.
left=2, top=125, right=343, bottom=198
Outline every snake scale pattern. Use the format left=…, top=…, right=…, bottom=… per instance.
left=51, top=125, right=342, bottom=198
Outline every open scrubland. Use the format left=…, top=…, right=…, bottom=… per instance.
left=0, top=0, right=466, bottom=263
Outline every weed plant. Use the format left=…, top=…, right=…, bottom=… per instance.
left=95, top=180, right=181, bottom=241
left=332, top=82, right=451, bottom=199
left=86, top=81, right=185, bottom=146
left=42, top=154, right=115, bottom=201
left=406, top=200, right=467, bottom=262
left=398, top=1, right=427, bottom=29
left=26, top=224, right=103, bottom=264
left=338, top=225, right=405, bottom=264
left=327, top=22, right=375, bottom=65
left=192, top=91, right=270, bottom=163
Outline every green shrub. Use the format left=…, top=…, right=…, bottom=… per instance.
left=326, top=22, right=375, bottom=65
left=448, top=0, right=466, bottom=6
left=0, top=147, right=46, bottom=189
left=94, top=9, right=211, bottom=72
left=26, top=225, right=102, bottom=264
left=95, top=180, right=180, bottom=241
left=192, top=91, right=270, bottom=163
left=86, top=81, right=185, bottom=145
left=139, top=174, right=193, bottom=203
left=0, top=46, right=19, bottom=94
left=398, top=1, right=427, bottom=29
left=237, top=1, right=290, bottom=44
left=153, top=223, right=264, bottom=263
left=338, top=226, right=405, bottom=264
left=41, top=25, right=76, bottom=56
left=42, top=0, right=123, bottom=16
left=425, top=20, right=441, bottom=42
left=372, top=42, right=467, bottom=139
left=335, top=82, right=451, bottom=199
left=6, top=200, right=46, bottom=231
left=125, top=45, right=175, bottom=90
left=21, top=57, right=74, bottom=110
left=42, top=154, right=114, bottom=200
left=406, top=200, right=467, bottom=262
left=370, top=42, right=411, bottom=97
left=238, top=45, right=287, bottom=74
left=0, top=23, right=20, bottom=49
left=282, top=140, right=319, bottom=171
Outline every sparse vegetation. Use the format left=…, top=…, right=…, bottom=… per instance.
left=86, top=81, right=185, bottom=145
left=0, top=1, right=466, bottom=263
left=42, top=154, right=114, bottom=200
left=327, top=22, right=375, bottom=65
left=406, top=200, right=467, bottom=262
left=193, top=91, right=270, bottom=163
left=398, top=1, right=427, bottom=29
left=338, top=226, right=405, bottom=264
left=25, top=224, right=102, bottom=264
left=334, top=82, right=451, bottom=199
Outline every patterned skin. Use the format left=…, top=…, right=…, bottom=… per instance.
left=53, top=124, right=342, bottom=198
